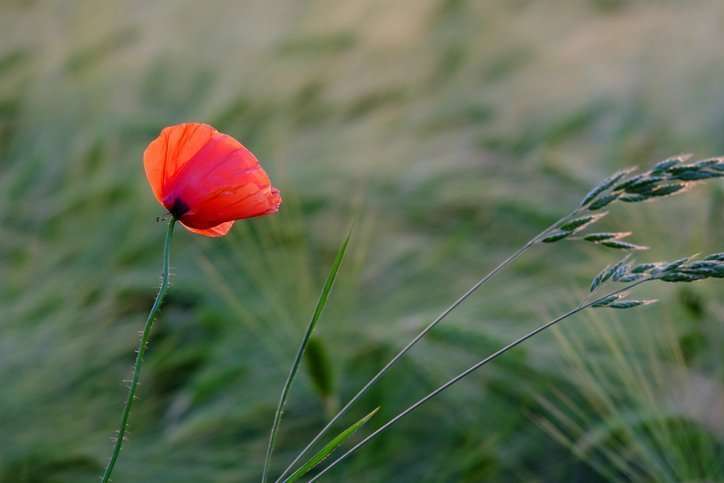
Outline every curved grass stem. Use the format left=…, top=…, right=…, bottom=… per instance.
left=307, top=278, right=650, bottom=481
left=275, top=210, right=580, bottom=482
left=101, top=218, right=176, bottom=482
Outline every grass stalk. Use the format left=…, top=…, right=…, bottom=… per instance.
left=306, top=279, right=650, bottom=481
left=275, top=210, right=580, bottom=482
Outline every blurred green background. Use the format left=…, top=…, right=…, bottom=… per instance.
left=1, top=1, right=723, bottom=482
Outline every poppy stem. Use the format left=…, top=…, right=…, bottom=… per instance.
left=101, top=218, right=177, bottom=483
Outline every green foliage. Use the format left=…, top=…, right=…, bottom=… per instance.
left=304, top=337, right=336, bottom=402
left=1, top=1, right=723, bottom=482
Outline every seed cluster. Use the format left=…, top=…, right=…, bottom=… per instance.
left=541, top=155, right=724, bottom=251
left=582, top=154, right=724, bottom=210
left=589, top=252, right=724, bottom=310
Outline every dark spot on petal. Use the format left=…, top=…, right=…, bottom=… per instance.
left=168, top=198, right=189, bottom=219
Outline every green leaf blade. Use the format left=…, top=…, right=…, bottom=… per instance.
left=261, top=231, right=352, bottom=482
left=287, top=407, right=380, bottom=483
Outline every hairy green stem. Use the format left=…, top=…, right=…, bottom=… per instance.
left=307, top=279, right=649, bottom=481
left=101, top=218, right=176, bottom=482
left=275, top=210, right=580, bottom=482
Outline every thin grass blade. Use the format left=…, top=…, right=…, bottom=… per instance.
left=261, top=231, right=352, bottom=482
left=287, top=407, right=380, bottom=483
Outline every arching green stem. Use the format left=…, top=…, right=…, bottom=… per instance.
left=275, top=210, right=581, bottom=482
left=306, top=279, right=650, bottom=481
left=101, top=218, right=177, bottom=482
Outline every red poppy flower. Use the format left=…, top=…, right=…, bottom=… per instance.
left=144, top=123, right=282, bottom=237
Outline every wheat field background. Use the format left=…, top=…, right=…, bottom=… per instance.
left=1, top=1, right=723, bottom=482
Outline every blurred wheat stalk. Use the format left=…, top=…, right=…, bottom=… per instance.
left=539, top=307, right=724, bottom=483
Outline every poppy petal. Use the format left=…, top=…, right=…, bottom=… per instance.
left=189, top=168, right=280, bottom=221
left=164, top=136, right=280, bottom=228
left=181, top=221, right=234, bottom=237
left=143, top=122, right=282, bottom=238
left=143, top=123, right=216, bottom=203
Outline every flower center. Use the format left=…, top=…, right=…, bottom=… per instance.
left=168, top=198, right=190, bottom=219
